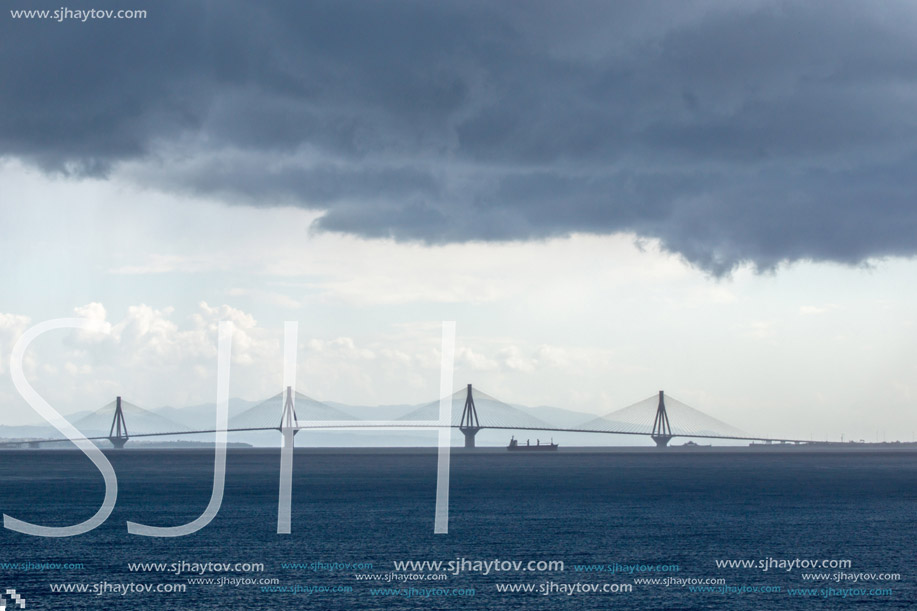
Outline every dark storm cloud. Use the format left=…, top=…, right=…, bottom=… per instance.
left=4, top=0, right=917, bottom=273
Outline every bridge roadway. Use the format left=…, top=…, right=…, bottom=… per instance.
left=0, top=423, right=813, bottom=447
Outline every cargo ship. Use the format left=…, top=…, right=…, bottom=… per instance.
left=507, top=436, right=558, bottom=451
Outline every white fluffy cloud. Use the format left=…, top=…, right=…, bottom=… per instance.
left=0, top=312, right=30, bottom=375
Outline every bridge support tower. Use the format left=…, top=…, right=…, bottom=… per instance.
left=108, top=396, right=129, bottom=449
left=279, top=386, right=299, bottom=448
left=651, top=390, right=673, bottom=448
left=459, top=384, right=481, bottom=448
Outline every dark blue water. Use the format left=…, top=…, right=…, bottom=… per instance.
left=0, top=449, right=914, bottom=609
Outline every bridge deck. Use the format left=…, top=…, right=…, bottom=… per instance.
left=0, top=424, right=812, bottom=447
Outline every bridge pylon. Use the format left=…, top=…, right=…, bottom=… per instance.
left=651, top=390, right=673, bottom=447
left=279, top=386, right=299, bottom=448
left=108, top=396, right=129, bottom=449
left=459, top=384, right=481, bottom=448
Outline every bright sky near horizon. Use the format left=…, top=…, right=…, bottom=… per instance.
left=2, top=160, right=915, bottom=441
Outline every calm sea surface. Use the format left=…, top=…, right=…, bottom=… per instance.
left=0, top=449, right=914, bottom=609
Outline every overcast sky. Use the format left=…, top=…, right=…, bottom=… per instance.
left=2, top=1, right=916, bottom=441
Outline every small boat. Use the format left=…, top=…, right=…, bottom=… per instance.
left=507, top=436, right=558, bottom=451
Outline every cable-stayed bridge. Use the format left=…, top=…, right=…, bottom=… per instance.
left=0, top=385, right=811, bottom=449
